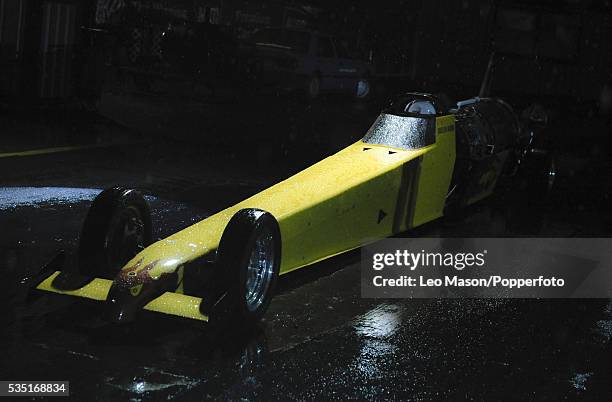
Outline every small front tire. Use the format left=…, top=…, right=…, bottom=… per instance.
left=78, top=187, right=152, bottom=279
left=217, top=208, right=281, bottom=325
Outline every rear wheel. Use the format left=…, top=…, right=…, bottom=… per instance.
left=217, top=209, right=281, bottom=324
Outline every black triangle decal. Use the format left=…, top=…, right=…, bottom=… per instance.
left=363, top=147, right=371, bottom=151
left=377, top=209, right=387, bottom=224
left=388, top=150, right=397, bottom=155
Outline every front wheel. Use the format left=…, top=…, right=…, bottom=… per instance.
left=79, top=187, right=152, bottom=279
left=217, top=209, right=281, bottom=324
left=53, top=187, right=152, bottom=291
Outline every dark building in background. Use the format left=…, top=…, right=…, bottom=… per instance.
left=366, top=0, right=612, bottom=104
left=94, top=1, right=316, bottom=65
left=3, top=0, right=612, bottom=107
left=0, top=0, right=27, bottom=99
left=0, top=0, right=99, bottom=104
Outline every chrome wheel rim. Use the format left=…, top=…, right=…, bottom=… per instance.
left=245, top=227, right=275, bottom=312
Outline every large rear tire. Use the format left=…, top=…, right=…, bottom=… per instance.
left=217, top=208, right=281, bottom=325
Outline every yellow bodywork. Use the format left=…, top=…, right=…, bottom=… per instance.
left=129, top=114, right=455, bottom=279
left=37, top=114, right=456, bottom=320
left=37, top=271, right=208, bottom=321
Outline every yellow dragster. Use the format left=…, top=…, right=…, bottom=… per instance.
left=34, top=93, right=550, bottom=324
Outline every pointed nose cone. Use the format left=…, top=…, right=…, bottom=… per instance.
left=104, top=257, right=158, bottom=323
left=105, top=264, right=179, bottom=324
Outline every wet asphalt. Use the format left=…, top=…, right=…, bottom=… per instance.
left=1, top=96, right=611, bottom=401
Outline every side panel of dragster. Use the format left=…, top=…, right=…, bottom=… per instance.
left=122, top=114, right=457, bottom=282
left=276, top=114, right=456, bottom=273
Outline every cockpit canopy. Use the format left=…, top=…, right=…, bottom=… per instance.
left=362, top=114, right=435, bottom=150
left=362, top=93, right=444, bottom=150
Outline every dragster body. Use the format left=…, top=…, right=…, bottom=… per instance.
left=143, top=114, right=454, bottom=276
left=35, top=93, right=550, bottom=323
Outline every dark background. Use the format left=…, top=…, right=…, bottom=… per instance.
left=0, top=0, right=611, bottom=400
left=3, top=0, right=612, bottom=162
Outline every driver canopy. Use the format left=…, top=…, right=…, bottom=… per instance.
left=362, top=95, right=443, bottom=150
